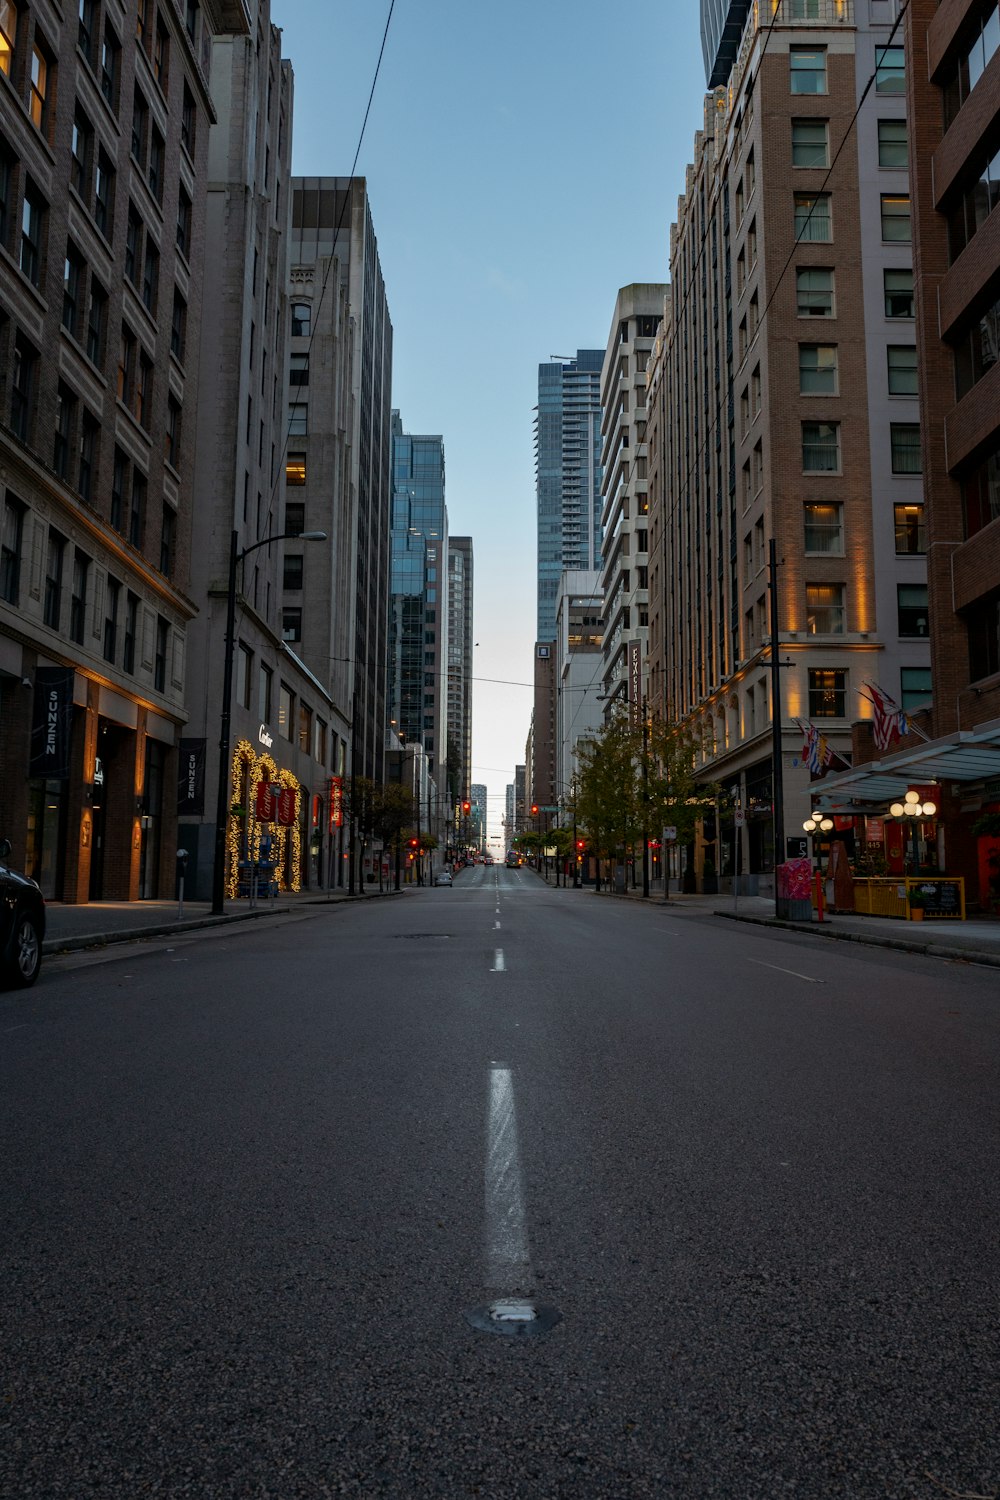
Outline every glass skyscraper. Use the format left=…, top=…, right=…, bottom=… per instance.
left=389, top=413, right=448, bottom=771
left=535, top=351, right=604, bottom=643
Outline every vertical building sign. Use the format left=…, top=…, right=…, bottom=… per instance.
left=628, top=640, right=642, bottom=728
left=177, top=738, right=206, bottom=814
left=29, top=667, right=75, bottom=780
left=328, top=776, right=343, bottom=830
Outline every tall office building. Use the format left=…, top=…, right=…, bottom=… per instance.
left=535, top=351, right=603, bottom=643
left=389, top=413, right=448, bottom=785
left=182, top=4, right=337, bottom=900
left=0, top=0, right=239, bottom=902
left=648, top=0, right=927, bottom=881
left=599, top=286, right=667, bottom=714
left=554, top=570, right=604, bottom=802
left=446, top=535, right=474, bottom=805
left=470, top=782, right=487, bottom=851
left=289, top=178, right=393, bottom=788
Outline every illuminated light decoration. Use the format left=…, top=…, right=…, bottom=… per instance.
left=225, top=740, right=302, bottom=897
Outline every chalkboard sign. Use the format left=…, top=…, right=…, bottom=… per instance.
left=914, top=880, right=963, bottom=917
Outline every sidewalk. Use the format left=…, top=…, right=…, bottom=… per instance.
left=601, top=884, right=1000, bottom=968
left=41, top=884, right=401, bottom=956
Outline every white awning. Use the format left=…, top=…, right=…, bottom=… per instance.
left=811, top=715, right=1000, bottom=811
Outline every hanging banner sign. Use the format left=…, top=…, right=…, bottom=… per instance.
left=29, top=667, right=75, bottom=780
left=628, top=641, right=641, bottom=727
left=255, top=780, right=279, bottom=821
left=177, top=738, right=206, bottom=814
left=276, top=786, right=296, bottom=826
left=329, top=775, right=344, bottom=830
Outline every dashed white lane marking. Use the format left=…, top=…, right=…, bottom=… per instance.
left=485, top=1065, right=532, bottom=1293
left=491, top=949, right=505, bottom=972
left=747, top=958, right=824, bottom=984
left=494, top=920, right=501, bottom=930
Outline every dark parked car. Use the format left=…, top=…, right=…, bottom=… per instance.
left=0, top=840, right=45, bottom=988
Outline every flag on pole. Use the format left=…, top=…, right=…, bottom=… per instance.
left=865, top=683, right=910, bottom=752
left=797, top=719, right=833, bottom=775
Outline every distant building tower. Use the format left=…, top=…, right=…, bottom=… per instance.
left=389, top=415, right=448, bottom=805
left=535, top=352, right=604, bottom=643
left=470, top=782, right=487, bottom=851
left=447, top=536, right=474, bottom=805
left=289, top=178, right=393, bottom=788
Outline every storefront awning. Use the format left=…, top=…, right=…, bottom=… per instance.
left=811, top=715, right=1000, bottom=811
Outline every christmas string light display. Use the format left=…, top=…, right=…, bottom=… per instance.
left=225, top=740, right=303, bottom=897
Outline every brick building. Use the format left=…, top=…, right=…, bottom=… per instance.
left=0, top=0, right=245, bottom=901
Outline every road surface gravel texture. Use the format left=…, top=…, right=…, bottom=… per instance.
left=1, top=865, right=998, bottom=1498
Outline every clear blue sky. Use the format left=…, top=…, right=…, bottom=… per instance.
left=275, top=1, right=708, bottom=835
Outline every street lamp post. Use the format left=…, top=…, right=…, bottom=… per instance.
left=211, top=527, right=326, bottom=915
left=888, top=790, right=937, bottom=876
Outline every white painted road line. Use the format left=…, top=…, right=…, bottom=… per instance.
left=491, top=949, right=505, bottom=972
left=494, top=920, right=501, bottom=929
left=747, top=958, right=824, bottom=984
left=485, top=1065, right=532, bottom=1293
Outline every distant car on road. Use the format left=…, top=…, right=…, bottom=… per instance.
left=433, top=870, right=453, bottom=887
left=0, top=840, right=45, bottom=988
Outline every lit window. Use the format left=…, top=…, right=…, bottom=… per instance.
left=804, top=501, right=843, bottom=553
left=880, top=194, right=911, bottom=241
left=808, top=668, right=846, bottom=718
left=806, top=583, right=845, bottom=634
left=894, top=504, right=926, bottom=554
left=286, top=453, right=306, bottom=486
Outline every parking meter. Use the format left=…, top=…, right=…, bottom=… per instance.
left=176, top=849, right=189, bottom=918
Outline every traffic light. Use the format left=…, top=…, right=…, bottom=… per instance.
left=576, top=839, right=585, bottom=851
left=530, top=803, right=539, bottom=816
left=409, top=838, right=418, bottom=849
left=462, top=800, right=471, bottom=815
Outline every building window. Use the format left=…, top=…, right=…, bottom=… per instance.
left=71, top=109, right=93, bottom=198
left=794, top=192, right=831, bottom=242
left=111, top=447, right=127, bottom=531
left=962, top=441, right=1000, bottom=538
left=185, top=0, right=199, bottom=45
left=176, top=187, right=191, bottom=258
left=86, top=276, right=107, bottom=366
left=100, top=24, right=120, bottom=109
left=289, top=352, right=309, bottom=386
left=968, top=590, right=1000, bottom=682
left=63, top=244, right=84, bottom=335
left=1, top=494, right=25, bottom=604
left=894, top=503, right=927, bottom=554
left=288, top=403, right=307, bottom=436
left=10, top=333, right=35, bottom=442
left=887, top=344, right=918, bottom=395
left=884, top=268, right=914, bottom=319
left=900, top=668, right=932, bottom=711
left=291, top=302, right=311, bottom=337
left=148, top=127, right=164, bottom=203
left=799, top=344, right=838, bottom=394
left=54, top=382, right=75, bottom=479
left=118, top=325, right=135, bottom=406
left=124, top=203, right=141, bottom=283
left=881, top=194, right=911, bottom=241
left=131, top=87, right=148, bottom=163
left=808, top=669, right=846, bottom=718
left=181, top=84, right=196, bottom=155
left=875, top=44, right=905, bottom=93
left=94, top=149, right=114, bottom=238
left=20, top=182, right=44, bottom=285
left=890, top=422, right=921, bottom=473
left=286, top=453, right=306, bottom=487
left=123, top=591, right=138, bottom=674
left=282, top=607, right=302, bottom=643
left=78, top=412, right=98, bottom=503
left=135, top=352, right=152, bottom=429
left=954, top=293, right=1000, bottom=399
left=897, top=584, right=928, bottom=637
left=171, top=289, right=187, bottom=361
left=159, top=503, right=175, bottom=576
left=790, top=45, right=826, bottom=94
left=165, top=395, right=180, bottom=468
left=285, top=501, right=305, bottom=536
left=29, top=41, right=50, bottom=133
left=103, top=575, right=120, bottom=662
left=804, top=501, right=843, bottom=553
left=142, top=240, right=158, bottom=313
left=69, top=550, right=89, bottom=643
left=877, top=118, right=908, bottom=168
left=258, top=662, right=272, bottom=721
left=154, top=616, right=168, bottom=691
left=283, top=554, right=303, bottom=590
left=129, top=470, right=146, bottom=547
left=153, top=19, right=168, bottom=88
left=802, top=421, right=840, bottom=472
left=806, top=583, right=845, bottom=634
left=298, top=703, right=311, bottom=753
left=0, top=0, right=16, bottom=76
left=796, top=267, right=834, bottom=317
left=791, top=118, right=828, bottom=167
left=44, top=529, right=65, bottom=629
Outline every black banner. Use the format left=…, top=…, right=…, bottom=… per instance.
left=29, top=667, right=75, bottom=780
left=178, top=738, right=206, bottom=815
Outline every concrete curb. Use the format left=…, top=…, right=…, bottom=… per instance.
left=713, top=909, right=1000, bottom=969
left=42, top=889, right=404, bottom=957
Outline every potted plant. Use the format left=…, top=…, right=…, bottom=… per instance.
left=907, top=886, right=927, bottom=921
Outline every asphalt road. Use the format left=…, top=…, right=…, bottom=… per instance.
left=2, top=865, right=998, bottom=1498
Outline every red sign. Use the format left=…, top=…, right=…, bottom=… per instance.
left=255, top=781, right=279, bottom=820
left=276, top=787, right=296, bottom=826
left=329, top=776, right=343, bottom=831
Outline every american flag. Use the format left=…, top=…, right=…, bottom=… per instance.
left=867, top=683, right=910, bottom=753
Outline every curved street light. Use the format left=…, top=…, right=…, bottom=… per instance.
left=887, top=789, right=937, bottom=878
left=211, top=527, right=327, bottom=914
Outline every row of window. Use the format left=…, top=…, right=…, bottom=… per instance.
left=806, top=667, right=931, bottom=720
left=738, top=343, right=916, bottom=431
left=740, top=422, right=920, bottom=502
left=734, top=116, right=906, bottom=235
left=793, top=190, right=911, bottom=244
left=1, top=491, right=171, bottom=688
left=232, top=643, right=335, bottom=766
left=789, top=42, right=903, bottom=97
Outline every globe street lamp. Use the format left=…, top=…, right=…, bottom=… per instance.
left=211, top=527, right=327, bottom=915
left=888, top=789, right=937, bottom=877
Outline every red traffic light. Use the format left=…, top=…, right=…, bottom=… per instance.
left=530, top=804, right=539, bottom=815
left=576, top=840, right=585, bottom=851
left=409, top=838, right=418, bottom=848
left=462, top=801, right=471, bottom=815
